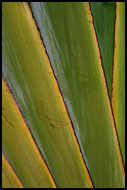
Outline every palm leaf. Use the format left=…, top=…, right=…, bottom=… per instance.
left=2, top=77, right=56, bottom=188
left=90, top=2, right=115, bottom=99
left=2, top=153, right=23, bottom=188
left=2, top=2, right=125, bottom=188
left=112, top=2, right=125, bottom=165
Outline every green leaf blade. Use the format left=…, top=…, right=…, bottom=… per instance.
left=30, top=2, right=125, bottom=187
left=112, top=2, right=125, bottom=165
left=2, top=78, right=57, bottom=188
left=90, top=2, right=115, bottom=99
left=2, top=2, right=93, bottom=188
left=2, top=154, right=24, bottom=188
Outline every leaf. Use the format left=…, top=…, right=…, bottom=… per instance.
left=29, top=2, right=124, bottom=187
left=112, top=2, right=125, bottom=164
left=90, top=2, right=115, bottom=99
left=2, top=2, right=125, bottom=188
left=2, top=77, right=56, bottom=188
left=2, top=3, right=92, bottom=188
left=2, top=153, right=23, bottom=188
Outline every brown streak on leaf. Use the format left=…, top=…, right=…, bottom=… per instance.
left=3, top=114, right=15, bottom=128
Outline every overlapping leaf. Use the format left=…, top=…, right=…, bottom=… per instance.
left=2, top=2, right=125, bottom=188
left=112, top=2, right=125, bottom=164
left=2, top=3, right=92, bottom=188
